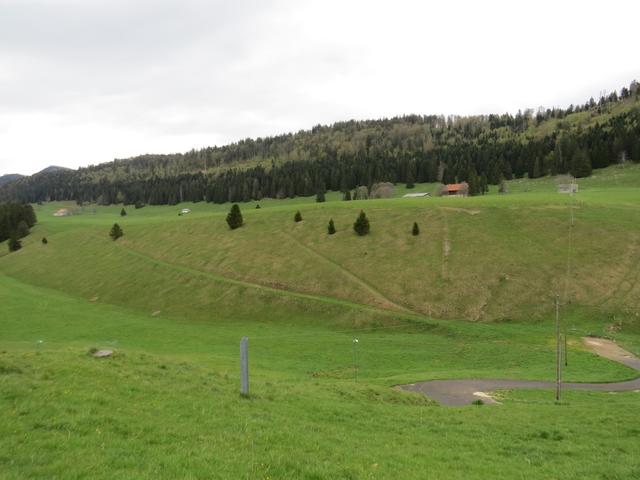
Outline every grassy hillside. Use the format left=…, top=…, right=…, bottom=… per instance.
left=1, top=164, right=640, bottom=478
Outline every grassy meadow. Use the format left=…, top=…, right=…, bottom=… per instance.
left=1, top=164, right=640, bottom=479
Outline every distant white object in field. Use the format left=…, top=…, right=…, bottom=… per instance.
left=558, top=184, right=578, bottom=193
left=180, top=208, right=191, bottom=214
left=53, top=208, right=71, bottom=217
left=92, top=349, right=113, bottom=358
left=403, top=192, right=430, bottom=198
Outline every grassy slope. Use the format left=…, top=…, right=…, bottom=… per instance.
left=1, top=164, right=640, bottom=479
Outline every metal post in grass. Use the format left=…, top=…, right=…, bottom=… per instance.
left=240, top=336, right=249, bottom=397
left=555, top=296, right=562, bottom=401
left=352, top=338, right=359, bottom=383
left=564, top=324, right=568, bottom=367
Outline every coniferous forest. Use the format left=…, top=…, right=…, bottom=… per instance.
left=1, top=82, right=639, bottom=205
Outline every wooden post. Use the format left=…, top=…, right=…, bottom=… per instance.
left=556, top=296, right=561, bottom=401
left=240, top=337, right=249, bottom=397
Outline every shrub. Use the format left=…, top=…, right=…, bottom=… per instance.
left=354, top=186, right=369, bottom=200
left=42, top=237, right=48, bottom=245
left=328, top=219, right=336, bottom=235
left=294, top=211, right=302, bottom=222
left=120, top=208, right=127, bottom=217
left=255, top=204, right=261, bottom=209
left=412, top=222, right=420, bottom=236
left=8, top=234, right=21, bottom=252
left=109, top=223, right=124, bottom=241
left=370, top=182, right=395, bottom=199
left=343, top=190, right=352, bottom=201
left=134, top=202, right=145, bottom=209
left=353, top=210, right=370, bottom=236
left=226, top=204, right=244, bottom=229
left=316, top=191, right=326, bottom=203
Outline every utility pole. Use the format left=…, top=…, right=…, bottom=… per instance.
left=240, top=337, right=249, bottom=397
left=556, top=295, right=562, bottom=401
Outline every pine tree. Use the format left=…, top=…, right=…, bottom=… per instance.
left=42, top=237, right=48, bottom=245
left=412, top=222, right=420, bottom=236
left=570, top=148, right=592, bottom=178
left=8, top=234, right=21, bottom=252
left=226, top=204, right=244, bottom=229
left=294, top=211, right=303, bottom=222
left=255, top=204, right=261, bottom=209
left=316, top=191, right=325, bottom=203
left=343, top=190, right=352, bottom=201
left=406, top=169, right=415, bottom=189
left=353, top=210, right=370, bottom=236
left=120, top=208, right=127, bottom=217
left=328, top=219, right=336, bottom=235
left=15, top=220, right=30, bottom=239
left=109, top=223, right=124, bottom=241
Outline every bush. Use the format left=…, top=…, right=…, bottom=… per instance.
left=134, top=202, right=145, bottom=209
left=42, top=237, right=48, bottom=245
left=109, top=223, right=124, bottom=241
left=328, top=219, right=336, bottom=235
left=370, top=182, right=395, bottom=199
left=8, top=234, right=21, bottom=252
left=412, top=222, right=420, bottom=236
left=255, top=204, right=261, bottom=209
left=343, top=190, right=352, bottom=201
left=120, top=208, right=127, bottom=217
left=226, top=204, right=244, bottom=229
left=354, top=186, right=369, bottom=200
left=294, top=211, right=303, bottom=222
left=353, top=210, right=370, bottom=236
left=316, top=191, right=325, bottom=203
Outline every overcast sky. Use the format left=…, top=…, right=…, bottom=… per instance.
left=0, top=0, right=638, bottom=175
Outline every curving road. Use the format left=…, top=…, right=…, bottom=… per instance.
left=400, top=338, right=640, bottom=406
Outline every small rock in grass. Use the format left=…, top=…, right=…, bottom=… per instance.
left=92, top=349, right=113, bottom=358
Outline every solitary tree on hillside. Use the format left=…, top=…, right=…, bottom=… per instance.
left=412, top=222, right=420, bottom=236
left=120, top=208, right=127, bottom=217
left=328, top=219, right=336, bottom=235
left=226, top=204, right=244, bottom=229
left=294, top=211, right=303, bottom=222
left=255, top=204, right=261, bottom=209
left=8, top=234, right=21, bottom=252
left=109, top=223, right=124, bottom=241
left=353, top=210, right=370, bottom=236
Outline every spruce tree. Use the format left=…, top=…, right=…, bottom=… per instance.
left=343, top=190, right=352, bottom=201
left=42, top=237, right=48, bottom=245
left=120, top=208, right=127, bottom=217
left=328, top=219, right=336, bottom=235
left=255, top=204, right=261, bottom=209
left=15, top=220, right=30, bottom=239
left=8, top=234, right=21, bottom=252
left=316, top=191, right=326, bottom=203
left=406, top=169, right=415, bottom=189
left=294, top=211, right=303, bottom=222
left=353, top=210, right=370, bottom=236
left=109, top=223, right=123, bottom=241
left=226, top=204, right=244, bottom=229
left=412, top=222, right=420, bottom=236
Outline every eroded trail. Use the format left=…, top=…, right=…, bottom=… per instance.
left=400, top=338, right=640, bottom=406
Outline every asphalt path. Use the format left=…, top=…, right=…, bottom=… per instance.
left=399, top=338, right=640, bottom=406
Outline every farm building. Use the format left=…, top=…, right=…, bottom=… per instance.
left=442, top=182, right=469, bottom=197
left=403, top=192, right=431, bottom=198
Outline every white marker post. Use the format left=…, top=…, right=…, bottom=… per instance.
left=240, top=336, right=249, bottom=397
left=353, top=338, right=359, bottom=383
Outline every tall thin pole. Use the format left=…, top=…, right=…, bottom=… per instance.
left=556, top=295, right=561, bottom=401
left=240, top=337, right=249, bottom=397
left=564, top=324, right=568, bottom=367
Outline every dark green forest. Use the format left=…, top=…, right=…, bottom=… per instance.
left=1, top=82, right=639, bottom=205
left=0, top=203, right=37, bottom=243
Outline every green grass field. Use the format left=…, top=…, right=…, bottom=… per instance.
left=1, top=164, right=640, bottom=479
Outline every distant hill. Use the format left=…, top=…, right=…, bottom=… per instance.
left=0, top=80, right=638, bottom=205
left=36, top=166, right=70, bottom=175
left=0, top=174, right=24, bottom=187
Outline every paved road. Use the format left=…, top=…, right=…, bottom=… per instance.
left=399, top=338, right=640, bottom=406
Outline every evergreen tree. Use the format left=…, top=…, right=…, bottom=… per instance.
left=353, top=210, right=370, bottom=236
left=8, top=233, right=21, bottom=252
left=328, top=219, right=336, bottom=235
left=406, top=169, right=415, bottom=189
left=412, top=222, right=420, bottom=236
left=120, top=207, right=127, bottom=217
left=109, top=223, right=124, bottom=241
left=316, top=191, right=326, bottom=203
left=294, top=211, right=303, bottom=222
left=42, top=237, right=48, bottom=245
left=570, top=148, right=592, bottom=178
left=343, top=190, right=352, bottom=201
left=226, top=204, right=244, bottom=229
left=255, top=204, right=261, bottom=209
left=15, top=220, right=30, bottom=238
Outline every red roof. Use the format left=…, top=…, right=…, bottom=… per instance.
left=444, top=182, right=468, bottom=192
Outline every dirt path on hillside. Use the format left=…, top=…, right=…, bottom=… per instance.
left=399, top=337, right=640, bottom=406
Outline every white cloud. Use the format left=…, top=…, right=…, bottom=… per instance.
left=0, top=0, right=638, bottom=175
